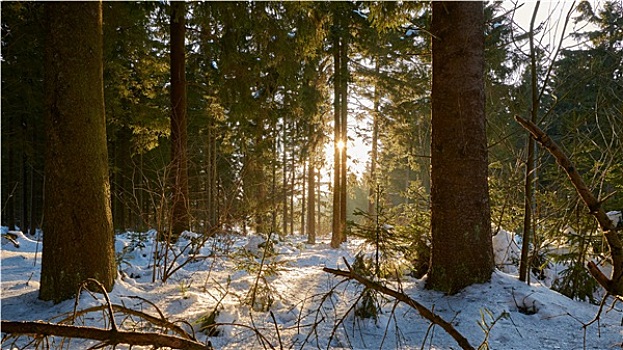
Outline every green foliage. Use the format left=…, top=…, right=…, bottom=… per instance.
left=354, top=287, right=381, bottom=321
left=350, top=186, right=414, bottom=279
left=552, top=261, right=600, bottom=303
left=549, top=222, right=601, bottom=303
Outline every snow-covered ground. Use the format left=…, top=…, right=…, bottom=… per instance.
left=1, top=227, right=622, bottom=349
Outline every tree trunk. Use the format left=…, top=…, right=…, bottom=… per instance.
left=169, top=1, right=190, bottom=241
left=330, top=11, right=343, bottom=248
left=427, top=2, right=494, bottom=294
left=331, top=7, right=348, bottom=248
left=290, top=154, right=295, bottom=235
left=283, top=122, right=288, bottom=236
left=205, top=113, right=218, bottom=233
left=519, top=3, right=541, bottom=283
left=307, top=154, right=316, bottom=244
left=339, top=15, right=348, bottom=243
left=301, top=160, right=306, bottom=236
left=20, top=116, right=30, bottom=234
left=368, top=60, right=380, bottom=216
left=40, top=1, right=116, bottom=303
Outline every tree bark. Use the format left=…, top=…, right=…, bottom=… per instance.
left=40, top=1, right=116, bottom=303
left=169, top=1, right=190, bottom=241
left=427, top=1, right=494, bottom=293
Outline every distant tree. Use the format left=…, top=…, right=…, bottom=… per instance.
left=169, top=1, right=190, bottom=241
left=39, top=1, right=116, bottom=303
left=426, top=2, right=494, bottom=293
left=102, top=1, right=169, bottom=232
left=330, top=3, right=350, bottom=248
left=1, top=2, right=46, bottom=234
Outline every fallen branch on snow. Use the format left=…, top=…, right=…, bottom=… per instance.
left=323, top=257, right=475, bottom=350
left=1, top=278, right=213, bottom=350
left=0, top=320, right=212, bottom=350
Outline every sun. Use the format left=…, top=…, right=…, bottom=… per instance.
left=336, top=139, right=345, bottom=151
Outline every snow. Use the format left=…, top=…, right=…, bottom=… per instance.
left=2, top=227, right=622, bottom=349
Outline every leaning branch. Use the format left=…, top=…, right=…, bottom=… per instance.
left=323, top=259, right=475, bottom=350
left=0, top=321, right=211, bottom=350
left=514, top=115, right=622, bottom=296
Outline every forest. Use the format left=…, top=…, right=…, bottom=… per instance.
left=1, top=1, right=622, bottom=349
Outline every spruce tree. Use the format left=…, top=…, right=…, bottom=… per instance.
left=427, top=2, right=494, bottom=293
left=39, top=1, right=116, bottom=303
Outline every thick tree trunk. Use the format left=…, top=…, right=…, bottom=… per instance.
left=169, top=1, right=190, bottom=241
left=427, top=2, right=494, bottom=294
left=40, top=1, right=116, bottom=303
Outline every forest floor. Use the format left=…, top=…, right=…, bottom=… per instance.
left=1, top=228, right=622, bottom=349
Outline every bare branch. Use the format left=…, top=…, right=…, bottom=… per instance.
left=514, top=115, right=623, bottom=296
left=323, top=265, right=475, bottom=350
left=0, top=321, right=212, bottom=350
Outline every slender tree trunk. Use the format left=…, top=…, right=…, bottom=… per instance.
left=40, top=1, right=116, bottom=303
left=368, top=60, right=380, bottom=216
left=283, top=122, right=288, bottom=236
left=317, top=169, right=322, bottom=236
left=5, top=122, right=17, bottom=230
left=519, top=2, right=541, bottom=283
left=206, top=113, right=218, bottom=233
left=307, top=155, right=316, bottom=244
left=301, top=160, right=306, bottom=236
left=331, top=13, right=343, bottom=248
left=290, top=154, right=295, bottom=235
left=169, top=1, right=190, bottom=241
left=339, top=16, right=348, bottom=243
left=20, top=116, right=30, bottom=234
left=427, top=1, right=494, bottom=294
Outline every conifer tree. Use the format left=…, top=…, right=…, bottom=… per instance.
left=427, top=2, right=494, bottom=293
left=39, top=1, right=116, bottom=303
left=169, top=1, right=190, bottom=240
